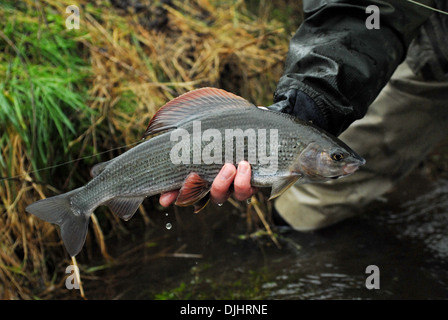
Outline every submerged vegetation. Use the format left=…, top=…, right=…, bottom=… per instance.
left=0, top=0, right=300, bottom=299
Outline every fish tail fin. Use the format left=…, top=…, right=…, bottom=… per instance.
left=26, top=187, right=90, bottom=257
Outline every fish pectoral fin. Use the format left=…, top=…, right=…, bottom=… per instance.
left=143, top=87, right=256, bottom=138
left=268, top=175, right=301, bottom=201
left=106, top=197, right=145, bottom=221
left=175, top=172, right=211, bottom=208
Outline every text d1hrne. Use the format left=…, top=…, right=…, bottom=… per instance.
left=180, top=304, right=268, bottom=317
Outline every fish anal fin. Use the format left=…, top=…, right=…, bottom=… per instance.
left=268, top=175, right=301, bottom=201
left=107, top=197, right=144, bottom=221
left=143, top=87, right=255, bottom=138
left=175, top=172, right=211, bottom=207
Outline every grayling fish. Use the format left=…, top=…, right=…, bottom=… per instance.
left=26, top=88, right=365, bottom=256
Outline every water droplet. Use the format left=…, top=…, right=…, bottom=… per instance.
left=246, top=198, right=251, bottom=204
left=217, top=203, right=223, bottom=207
left=165, top=223, right=172, bottom=230
left=165, top=213, right=169, bottom=216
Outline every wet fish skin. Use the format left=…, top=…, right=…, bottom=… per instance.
left=26, top=88, right=365, bottom=256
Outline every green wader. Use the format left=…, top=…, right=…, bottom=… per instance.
left=274, top=61, right=448, bottom=231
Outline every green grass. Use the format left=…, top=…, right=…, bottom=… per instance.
left=153, top=264, right=273, bottom=300
left=0, top=0, right=291, bottom=299
left=0, top=3, right=93, bottom=180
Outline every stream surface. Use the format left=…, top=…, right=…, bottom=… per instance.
left=84, top=172, right=448, bottom=300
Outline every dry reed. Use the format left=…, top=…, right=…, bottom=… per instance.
left=0, top=0, right=292, bottom=299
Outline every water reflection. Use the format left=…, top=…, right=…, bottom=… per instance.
left=83, top=175, right=448, bottom=299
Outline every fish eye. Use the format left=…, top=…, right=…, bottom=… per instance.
left=331, top=152, right=344, bottom=161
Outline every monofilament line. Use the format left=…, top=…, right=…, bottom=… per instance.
left=407, top=0, right=448, bottom=15
left=0, top=140, right=143, bottom=182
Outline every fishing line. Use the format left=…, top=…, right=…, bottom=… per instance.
left=1, top=1, right=445, bottom=181
left=0, top=140, right=143, bottom=183
left=407, top=0, right=448, bottom=15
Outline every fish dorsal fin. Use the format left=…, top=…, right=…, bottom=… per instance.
left=175, top=172, right=211, bottom=208
left=143, top=87, right=255, bottom=137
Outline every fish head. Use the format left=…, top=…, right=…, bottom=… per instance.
left=295, top=141, right=366, bottom=182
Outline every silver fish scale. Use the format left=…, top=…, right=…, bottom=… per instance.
left=25, top=90, right=365, bottom=258
left=72, top=107, right=314, bottom=213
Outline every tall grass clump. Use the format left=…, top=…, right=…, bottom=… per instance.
left=0, top=1, right=93, bottom=299
left=0, top=2, right=92, bottom=178
left=1, top=0, right=292, bottom=299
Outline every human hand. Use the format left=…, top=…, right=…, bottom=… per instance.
left=159, top=161, right=256, bottom=208
left=269, top=89, right=334, bottom=135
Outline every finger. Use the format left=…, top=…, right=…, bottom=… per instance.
left=210, top=163, right=237, bottom=204
left=234, top=161, right=254, bottom=201
left=159, top=190, right=179, bottom=207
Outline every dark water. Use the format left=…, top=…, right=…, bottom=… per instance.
left=83, top=172, right=448, bottom=300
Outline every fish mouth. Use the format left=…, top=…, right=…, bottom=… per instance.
left=343, top=158, right=366, bottom=175
left=356, top=155, right=366, bottom=166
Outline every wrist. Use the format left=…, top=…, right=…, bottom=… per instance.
left=272, top=88, right=334, bottom=135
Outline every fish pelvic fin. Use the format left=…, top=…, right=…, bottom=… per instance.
left=268, top=175, right=302, bottom=201
left=26, top=187, right=89, bottom=257
left=193, top=193, right=210, bottom=214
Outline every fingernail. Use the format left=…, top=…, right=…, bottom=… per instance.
left=238, top=162, right=249, bottom=174
left=220, top=164, right=234, bottom=180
